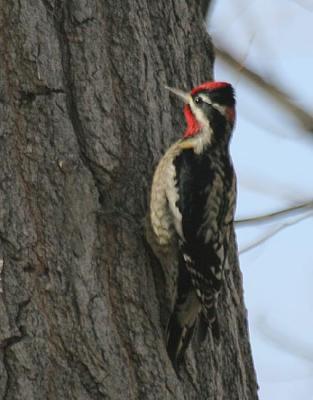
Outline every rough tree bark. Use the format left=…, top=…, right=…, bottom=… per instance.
left=0, top=1, right=258, bottom=399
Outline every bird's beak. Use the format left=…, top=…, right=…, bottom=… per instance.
left=165, top=86, right=191, bottom=104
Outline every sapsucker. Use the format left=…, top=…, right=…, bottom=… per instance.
left=147, top=81, right=237, bottom=367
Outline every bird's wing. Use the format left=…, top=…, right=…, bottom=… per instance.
left=169, top=148, right=227, bottom=316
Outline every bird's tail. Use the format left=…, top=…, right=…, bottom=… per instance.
left=201, top=295, right=221, bottom=342
left=167, top=311, right=196, bottom=368
left=196, top=308, right=220, bottom=344
left=166, top=289, right=201, bottom=368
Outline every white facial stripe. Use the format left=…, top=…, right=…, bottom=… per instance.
left=189, top=100, right=210, bottom=130
left=211, top=103, right=228, bottom=118
left=198, top=94, right=212, bottom=105
left=199, top=94, right=228, bottom=118
left=187, top=97, right=213, bottom=153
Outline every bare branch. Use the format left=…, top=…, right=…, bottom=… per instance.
left=256, top=315, right=313, bottom=365
left=291, top=0, right=313, bottom=12
left=239, top=212, right=313, bottom=255
left=236, top=201, right=313, bottom=227
left=239, top=172, right=311, bottom=202
left=215, top=44, right=313, bottom=132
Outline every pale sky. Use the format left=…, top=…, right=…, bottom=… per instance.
left=209, top=1, right=313, bottom=399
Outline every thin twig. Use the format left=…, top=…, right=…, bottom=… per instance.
left=256, top=315, right=313, bottom=365
left=236, top=201, right=313, bottom=227
left=235, top=31, right=256, bottom=87
left=239, top=212, right=313, bottom=255
left=292, top=0, right=313, bottom=12
left=215, top=44, right=313, bottom=132
left=239, top=175, right=309, bottom=202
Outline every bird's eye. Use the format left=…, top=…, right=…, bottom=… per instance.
left=194, top=96, right=203, bottom=105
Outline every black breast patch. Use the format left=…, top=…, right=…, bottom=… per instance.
left=173, top=149, right=214, bottom=243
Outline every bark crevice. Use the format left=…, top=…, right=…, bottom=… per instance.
left=0, top=1, right=258, bottom=399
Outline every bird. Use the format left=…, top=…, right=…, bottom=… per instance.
left=147, top=81, right=237, bottom=368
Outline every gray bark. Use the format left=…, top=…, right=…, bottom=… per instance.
left=0, top=1, right=258, bottom=399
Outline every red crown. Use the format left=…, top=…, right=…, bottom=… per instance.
left=191, top=81, right=230, bottom=95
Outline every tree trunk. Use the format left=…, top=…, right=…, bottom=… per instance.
left=0, top=1, right=258, bottom=399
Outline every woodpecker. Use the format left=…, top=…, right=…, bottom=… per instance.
left=148, top=81, right=237, bottom=367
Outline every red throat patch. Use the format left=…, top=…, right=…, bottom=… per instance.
left=183, top=105, right=202, bottom=138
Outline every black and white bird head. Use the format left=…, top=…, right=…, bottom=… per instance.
left=166, top=81, right=236, bottom=151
